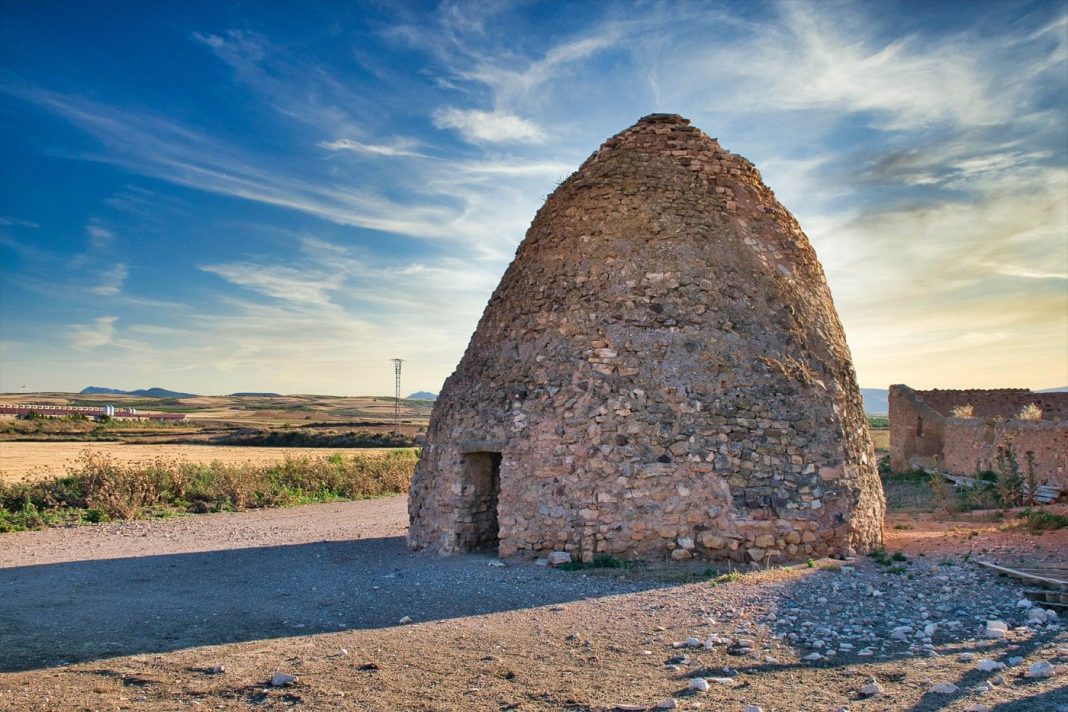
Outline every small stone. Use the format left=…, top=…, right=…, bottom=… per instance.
left=270, top=672, right=295, bottom=687
left=983, top=620, right=1008, bottom=639
left=744, top=706, right=763, bottom=712
left=655, top=699, right=677, bottom=710
left=1025, top=661, right=1055, bottom=679
left=859, top=679, right=883, bottom=697
left=958, top=652, right=975, bottom=662
left=708, top=677, right=735, bottom=686
left=547, top=552, right=572, bottom=566
left=803, top=652, right=823, bottom=661
left=205, top=664, right=225, bottom=674
left=929, top=682, right=958, bottom=694
left=976, top=659, right=1004, bottom=672
left=1016, top=599, right=1033, bottom=609
left=398, top=615, right=412, bottom=624
left=964, top=705, right=991, bottom=712
left=488, top=560, right=506, bottom=567
left=1008, top=656, right=1024, bottom=666
left=688, top=678, right=709, bottom=693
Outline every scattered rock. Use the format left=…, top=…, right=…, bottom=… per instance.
left=928, top=682, right=958, bottom=694
left=655, top=699, right=677, bottom=710
left=859, top=679, right=883, bottom=697
left=398, top=615, right=412, bottom=624
left=1025, top=661, right=1056, bottom=679
left=269, top=672, right=295, bottom=687
left=688, top=678, right=709, bottom=693
left=976, top=659, right=1004, bottom=672
left=982, top=621, right=1008, bottom=639
left=488, top=560, right=506, bottom=568
left=547, top=552, right=572, bottom=567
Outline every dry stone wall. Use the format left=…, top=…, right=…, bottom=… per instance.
left=408, top=114, right=884, bottom=564
left=889, top=384, right=1067, bottom=486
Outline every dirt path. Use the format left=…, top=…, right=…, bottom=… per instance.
left=0, top=442, right=394, bottom=482
left=0, top=502, right=1065, bottom=711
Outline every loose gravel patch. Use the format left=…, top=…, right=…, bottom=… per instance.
left=0, top=499, right=1065, bottom=711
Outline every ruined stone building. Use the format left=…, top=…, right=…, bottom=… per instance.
left=889, top=385, right=1067, bottom=488
left=408, top=114, right=884, bottom=563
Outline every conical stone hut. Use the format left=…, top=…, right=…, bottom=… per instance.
left=408, top=114, right=884, bottom=563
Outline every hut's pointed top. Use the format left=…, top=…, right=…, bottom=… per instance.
left=637, top=113, right=691, bottom=126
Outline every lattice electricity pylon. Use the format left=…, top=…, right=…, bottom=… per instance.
left=390, top=358, right=404, bottom=431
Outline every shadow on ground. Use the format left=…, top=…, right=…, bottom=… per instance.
left=0, top=536, right=660, bottom=672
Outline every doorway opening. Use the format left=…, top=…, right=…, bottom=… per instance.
left=459, top=451, right=501, bottom=551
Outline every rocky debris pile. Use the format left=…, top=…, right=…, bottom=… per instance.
left=649, top=557, right=1063, bottom=707
left=766, top=557, right=1061, bottom=660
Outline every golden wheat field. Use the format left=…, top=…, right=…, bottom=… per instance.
left=0, top=442, right=394, bottom=483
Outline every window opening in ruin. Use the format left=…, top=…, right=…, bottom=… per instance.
left=916, top=416, right=923, bottom=437
left=459, top=452, right=502, bottom=551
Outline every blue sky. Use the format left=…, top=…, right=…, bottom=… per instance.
left=1, top=0, right=1065, bottom=396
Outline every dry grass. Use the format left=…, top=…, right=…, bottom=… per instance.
left=0, top=449, right=418, bottom=531
left=0, top=442, right=399, bottom=483
left=1016, top=402, right=1042, bottom=420
left=950, top=403, right=974, bottom=418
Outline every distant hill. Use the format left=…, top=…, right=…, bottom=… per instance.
left=80, top=386, right=197, bottom=398
left=230, top=392, right=281, bottom=397
left=860, top=388, right=888, bottom=415
left=408, top=391, right=438, bottom=401
left=1037, top=386, right=1068, bottom=393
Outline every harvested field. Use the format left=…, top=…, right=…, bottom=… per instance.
left=0, top=442, right=394, bottom=483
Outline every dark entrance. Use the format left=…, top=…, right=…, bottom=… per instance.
left=459, top=452, right=501, bottom=551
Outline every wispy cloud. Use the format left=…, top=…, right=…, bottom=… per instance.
left=0, top=217, right=40, bottom=228
left=71, top=316, right=118, bottom=350
left=433, top=107, right=545, bottom=143
left=91, top=263, right=128, bottom=296
left=86, top=221, right=115, bottom=249
left=319, top=138, right=426, bottom=157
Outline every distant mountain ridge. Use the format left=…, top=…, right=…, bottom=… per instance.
left=80, top=386, right=197, bottom=398
left=230, top=392, right=281, bottom=397
left=860, top=388, right=888, bottom=415
left=408, top=391, right=438, bottom=401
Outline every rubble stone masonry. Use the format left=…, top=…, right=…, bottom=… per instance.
left=408, top=114, right=884, bottom=563
left=889, top=385, right=1067, bottom=487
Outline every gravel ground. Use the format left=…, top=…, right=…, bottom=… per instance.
left=0, top=497, right=1065, bottom=711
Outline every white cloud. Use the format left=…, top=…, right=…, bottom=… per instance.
left=86, top=222, right=115, bottom=249
left=433, top=108, right=545, bottom=143
left=0, top=216, right=39, bottom=228
left=71, top=316, right=118, bottom=350
left=91, top=263, right=128, bottom=296
left=199, top=262, right=343, bottom=306
left=319, top=138, right=427, bottom=158
left=993, top=264, right=1068, bottom=280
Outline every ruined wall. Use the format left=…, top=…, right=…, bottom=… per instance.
left=889, top=384, right=1068, bottom=486
left=408, top=114, right=884, bottom=564
left=940, top=419, right=1067, bottom=488
left=907, top=389, right=1068, bottom=420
